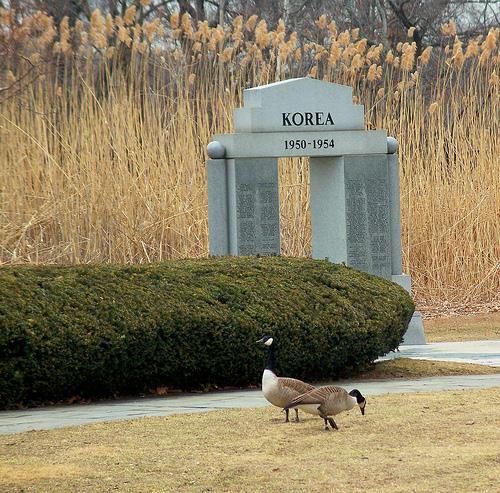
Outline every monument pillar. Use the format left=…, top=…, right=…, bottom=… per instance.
left=309, top=156, right=347, bottom=263
left=226, top=158, right=280, bottom=256
left=310, top=154, right=393, bottom=280
left=207, top=158, right=229, bottom=255
left=386, top=137, right=426, bottom=345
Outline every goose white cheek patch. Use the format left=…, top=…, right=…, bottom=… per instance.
left=264, top=338, right=273, bottom=346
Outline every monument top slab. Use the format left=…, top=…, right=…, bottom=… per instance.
left=234, top=78, right=365, bottom=133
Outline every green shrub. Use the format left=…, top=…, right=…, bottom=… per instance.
left=0, top=257, right=414, bottom=409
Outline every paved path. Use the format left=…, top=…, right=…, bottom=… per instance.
left=1, top=340, right=499, bottom=436
left=1, top=374, right=499, bottom=435
left=378, top=340, right=500, bottom=367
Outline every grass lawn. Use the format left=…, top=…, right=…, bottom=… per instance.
left=1, top=388, right=499, bottom=493
left=424, top=312, right=500, bottom=342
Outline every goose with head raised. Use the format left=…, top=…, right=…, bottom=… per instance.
left=284, top=385, right=366, bottom=430
left=256, top=335, right=314, bottom=423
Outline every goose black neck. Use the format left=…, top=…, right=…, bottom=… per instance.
left=265, top=343, right=277, bottom=372
left=349, top=389, right=364, bottom=403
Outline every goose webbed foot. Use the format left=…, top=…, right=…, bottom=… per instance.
left=321, top=415, right=338, bottom=431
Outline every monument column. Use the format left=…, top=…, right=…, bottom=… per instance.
left=226, top=157, right=280, bottom=256
left=387, top=136, right=403, bottom=277
left=386, top=136, right=426, bottom=344
left=309, top=156, right=347, bottom=263
left=207, top=142, right=281, bottom=257
left=310, top=154, right=393, bottom=281
left=207, top=158, right=229, bottom=255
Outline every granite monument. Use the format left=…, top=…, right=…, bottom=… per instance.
left=206, top=78, right=425, bottom=344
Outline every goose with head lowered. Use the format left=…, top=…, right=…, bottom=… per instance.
left=256, top=335, right=314, bottom=423
left=284, top=385, right=366, bottom=430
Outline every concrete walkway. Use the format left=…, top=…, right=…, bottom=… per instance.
left=378, top=340, right=500, bottom=367
left=1, top=340, right=499, bottom=436
left=2, top=374, right=499, bottom=436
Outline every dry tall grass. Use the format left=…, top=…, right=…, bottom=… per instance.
left=0, top=10, right=499, bottom=306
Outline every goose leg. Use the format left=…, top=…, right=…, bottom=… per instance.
left=285, top=408, right=290, bottom=423
left=320, top=414, right=330, bottom=431
left=328, top=417, right=338, bottom=430
left=294, top=409, right=300, bottom=423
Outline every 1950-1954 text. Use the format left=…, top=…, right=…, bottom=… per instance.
left=284, top=138, right=335, bottom=150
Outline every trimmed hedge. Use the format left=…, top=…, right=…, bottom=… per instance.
left=0, top=257, right=414, bottom=409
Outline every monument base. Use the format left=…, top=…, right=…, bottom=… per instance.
left=402, top=312, right=426, bottom=345
left=392, top=274, right=426, bottom=345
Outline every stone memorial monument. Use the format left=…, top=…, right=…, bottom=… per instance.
left=206, top=78, right=425, bottom=345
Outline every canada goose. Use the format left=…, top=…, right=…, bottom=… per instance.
left=256, top=335, right=314, bottom=423
left=284, top=386, right=366, bottom=430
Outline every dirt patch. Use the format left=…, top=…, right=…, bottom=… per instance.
left=424, top=312, right=500, bottom=342
left=417, top=300, right=499, bottom=319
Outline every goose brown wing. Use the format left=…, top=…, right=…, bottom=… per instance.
left=278, top=377, right=314, bottom=395
left=287, top=385, right=346, bottom=408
